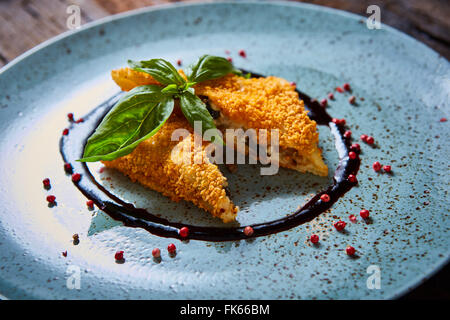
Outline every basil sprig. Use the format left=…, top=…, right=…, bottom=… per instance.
left=79, top=55, right=237, bottom=162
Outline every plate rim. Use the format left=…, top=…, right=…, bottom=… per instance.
left=0, top=0, right=448, bottom=300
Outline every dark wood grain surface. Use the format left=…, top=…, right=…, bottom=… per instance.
left=0, top=0, right=448, bottom=300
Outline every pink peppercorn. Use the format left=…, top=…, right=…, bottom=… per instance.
left=244, top=226, right=254, bottom=236
left=62, top=128, right=69, bottom=135
left=167, top=243, right=176, bottom=254
left=360, top=134, right=368, bottom=142
left=360, top=209, right=370, bottom=219
left=348, top=174, right=357, bottom=183
left=334, top=221, right=346, bottom=231
left=349, top=214, right=357, bottom=222
left=46, top=195, right=56, bottom=203
left=339, top=118, right=346, bottom=126
left=86, top=200, right=94, bottom=209
left=179, top=227, right=189, bottom=238
left=328, top=93, right=334, bottom=100
left=75, top=118, right=84, bottom=124
left=348, top=151, right=357, bottom=160
left=67, top=113, right=74, bottom=121
left=310, top=234, right=319, bottom=244
left=62, top=251, right=67, bottom=257
left=152, top=248, right=161, bottom=258
left=348, top=95, right=356, bottom=104
left=238, top=50, right=246, bottom=58
left=43, top=178, right=51, bottom=188
left=343, top=83, right=351, bottom=91
left=344, top=130, right=352, bottom=138
left=64, top=162, right=72, bottom=173
left=350, top=143, right=361, bottom=152
left=320, top=194, right=330, bottom=202
left=320, top=99, right=327, bottom=108
left=227, top=57, right=232, bottom=63
left=440, top=118, right=447, bottom=122
left=336, top=87, right=344, bottom=93
left=383, top=165, right=392, bottom=173
left=114, top=250, right=124, bottom=261
left=71, top=173, right=81, bottom=182
left=373, top=161, right=382, bottom=172
left=290, top=82, right=296, bottom=87
left=366, top=136, right=374, bottom=145
left=346, top=246, right=356, bottom=256
left=177, top=59, right=182, bottom=66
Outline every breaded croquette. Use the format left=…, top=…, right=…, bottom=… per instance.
left=102, top=113, right=238, bottom=223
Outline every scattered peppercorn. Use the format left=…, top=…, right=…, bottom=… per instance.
left=167, top=243, right=176, bottom=254
left=360, top=209, right=370, bottom=219
left=348, top=95, right=356, bottom=104
left=440, top=118, right=447, bottom=122
left=238, top=50, right=246, bottom=58
left=360, top=134, right=368, bottom=142
left=75, top=118, right=84, bottom=124
left=320, top=99, right=327, bottom=108
left=227, top=57, right=232, bottom=63
left=177, top=59, right=182, bottom=66
left=343, top=83, right=351, bottom=91
left=179, top=227, right=189, bottom=238
left=349, top=215, right=357, bottom=222
left=346, top=246, right=356, bottom=256
left=71, top=173, right=81, bottom=183
left=62, top=128, right=69, bottom=135
left=64, top=162, right=72, bottom=173
left=366, top=136, right=374, bottom=145
left=336, top=87, right=344, bottom=93
left=86, top=200, right=94, bottom=209
left=334, top=221, right=346, bottom=231
left=372, top=161, right=381, bottom=172
left=344, top=130, right=352, bottom=138
left=290, top=81, right=296, bottom=87
left=383, top=165, right=392, bottom=173
left=115, top=250, right=124, bottom=261
left=348, top=174, right=357, bottom=183
left=46, top=195, right=56, bottom=203
left=67, top=113, right=74, bottom=121
left=328, top=93, right=334, bottom=100
left=350, top=143, right=361, bottom=152
left=152, top=248, right=161, bottom=258
left=244, top=226, right=254, bottom=236
left=320, top=194, right=330, bottom=202
left=348, top=151, right=357, bottom=160
left=62, top=251, right=67, bottom=257
left=43, top=178, right=51, bottom=188
left=310, top=234, right=319, bottom=244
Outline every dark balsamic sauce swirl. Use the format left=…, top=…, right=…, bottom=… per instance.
left=60, top=71, right=360, bottom=241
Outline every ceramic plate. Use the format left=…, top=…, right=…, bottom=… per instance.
left=0, top=1, right=448, bottom=299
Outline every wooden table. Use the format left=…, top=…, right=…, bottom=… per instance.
left=0, top=0, right=448, bottom=299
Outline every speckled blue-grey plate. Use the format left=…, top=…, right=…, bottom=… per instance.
left=0, top=1, right=449, bottom=299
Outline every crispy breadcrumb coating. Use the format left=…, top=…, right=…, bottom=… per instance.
left=195, top=75, right=317, bottom=155
left=102, top=114, right=238, bottom=223
left=195, top=75, right=328, bottom=176
left=111, top=68, right=160, bottom=91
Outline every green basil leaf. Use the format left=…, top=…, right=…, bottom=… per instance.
left=179, top=90, right=224, bottom=145
left=187, top=55, right=240, bottom=83
left=128, top=58, right=185, bottom=86
left=78, top=85, right=174, bottom=162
